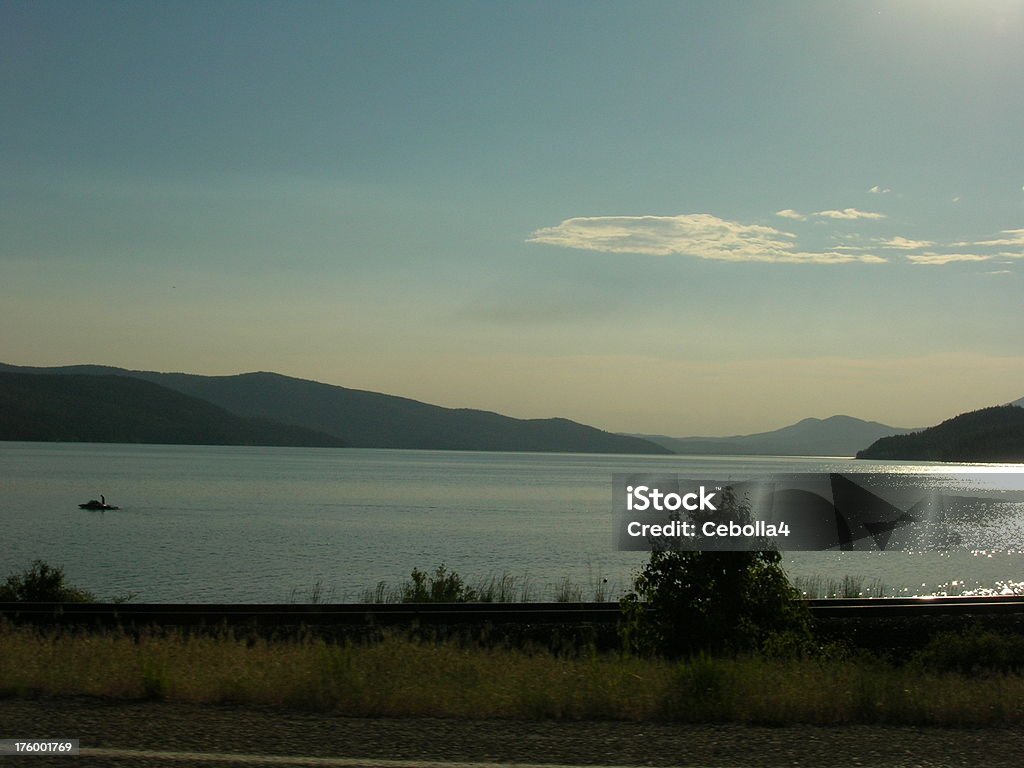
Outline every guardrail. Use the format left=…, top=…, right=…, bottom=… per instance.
left=4, top=596, right=1024, bottom=627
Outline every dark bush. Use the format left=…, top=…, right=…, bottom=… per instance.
left=620, top=487, right=811, bottom=658
left=401, top=564, right=479, bottom=602
left=0, top=560, right=95, bottom=603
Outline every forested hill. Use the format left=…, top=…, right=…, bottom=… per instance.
left=636, top=414, right=914, bottom=457
left=856, top=404, right=1024, bottom=463
left=0, top=372, right=346, bottom=447
left=0, top=364, right=671, bottom=454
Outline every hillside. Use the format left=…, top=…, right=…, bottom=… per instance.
left=0, top=364, right=671, bottom=454
left=856, top=404, right=1024, bottom=462
left=635, top=415, right=915, bottom=457
left=0, top=372, right=347, bottom=447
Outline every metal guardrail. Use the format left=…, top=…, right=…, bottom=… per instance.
left=805, top=595, right=1024, bottom=617
left=4, top=596, right=1024, bottom=627
left=802, top=593, right=1024, bottom=618
left=0, top=601, right=617, bottom=626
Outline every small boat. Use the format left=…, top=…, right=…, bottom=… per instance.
left=79, top=495, right=119, bottom=510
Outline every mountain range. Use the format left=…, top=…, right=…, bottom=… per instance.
left=633, top=414, right=917, bottom=457
left=0, top=372, right=346, bottom=447
left=0, top=363, right=669, bottom=454
left=2, top=362, right=1019, bottom=459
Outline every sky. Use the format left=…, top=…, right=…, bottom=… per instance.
left=3, top=0, right=1023, bottom=436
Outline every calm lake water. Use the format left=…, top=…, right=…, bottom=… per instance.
left=2, top=442, right=1023, bottom=602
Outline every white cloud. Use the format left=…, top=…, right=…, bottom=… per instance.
left=869, top=185, right=891, bottom=194
left=775, top=209, right=807, bottom=221
left=973, top=228, right=1024, bottom=247
left=528, top=210, right=1018, bottom=268
left=774, top=207, right=888, bottom=222
left=879, top=236, right=934, bottom=250
left=813, top=208, right=887, bottom=220
left=906, top=253, right=991, bottom=266
left=832, top=236, right=933, bottom=253
left=526, top=214, right=886, bottom=264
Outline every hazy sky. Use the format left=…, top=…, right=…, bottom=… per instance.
left=3, top=0, right=1023, bottom=435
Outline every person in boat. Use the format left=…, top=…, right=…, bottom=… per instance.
left=80, top=494, right=116, bottom=510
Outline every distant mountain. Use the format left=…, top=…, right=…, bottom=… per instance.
left=634, top=415, right=916, bottom=457
left=856, top=404, right=1024, bottom=462
left=0, top=372, right=346, bottom=447
left=0, top=363, right=670, bottom=455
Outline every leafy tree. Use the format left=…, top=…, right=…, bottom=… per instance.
left=620, top=487, right=810, bottom=657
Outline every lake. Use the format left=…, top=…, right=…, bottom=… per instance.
left=2, top=442, right=1023, bottom=602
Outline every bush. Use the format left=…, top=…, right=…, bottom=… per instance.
left=0, top=560, right=95, bottom=603
left=620, top=487, right=811, bottom=658
left=401, top=564, right=479, bottom=602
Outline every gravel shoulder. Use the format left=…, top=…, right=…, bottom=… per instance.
left=2, top=696, right=1024, bottom=767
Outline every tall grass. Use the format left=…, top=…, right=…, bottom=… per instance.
left=793, top=574, right=889, bottom=599
left=288, top=580, right=335, bottom=604
left=355, top=568, right=619, bottom=604
left=2, top=621, right=1024, bottom=725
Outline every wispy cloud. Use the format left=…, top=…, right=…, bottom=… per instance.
left=952, top=229, right=1024, bottom=249
left=869, top=185, right=891, bottom=194
left=775, top=208, right=887, bottom=222
left=832, top=236, right=934, bottom=253
left=973, top=228, right=1024, bottom=247
left=529, top=211, right=1020, bottom=268
left=527, top=214, right=886, bottom=264
left=776, top=209, right=806, bottom=221
left=880, top=236, right=935, bottom=250
left=906, top=253, right=991, bottom=266
left=813, top=208, right=887, bottom=220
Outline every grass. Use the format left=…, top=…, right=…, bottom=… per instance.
left=357, top=570, right=539, bottom=603
left=3, top=621, right=1024, bottom=726
left=348, top=569, right=972, bottom=605
left=288, top=580, right=335, bottom=604
left=793, top=574, right=890, bottom=599
left=355, top=567, right=620, bottom=604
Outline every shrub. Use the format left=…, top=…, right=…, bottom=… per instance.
left=620, top=487, right=811, bottom=658
left=0, top=560, right=95, bottom=603
left=401, top=564, right=478, bottom=602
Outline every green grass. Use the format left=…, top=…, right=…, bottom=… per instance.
left=3, top=621, right=1024, bottom=725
